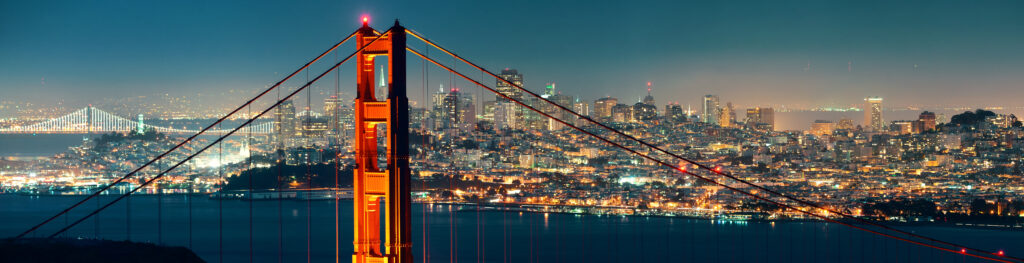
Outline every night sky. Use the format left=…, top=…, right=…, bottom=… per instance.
left=2, top=0, right=1022, bottom=110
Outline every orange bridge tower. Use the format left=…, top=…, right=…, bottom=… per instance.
left=351, top=19, right=412, bottom=263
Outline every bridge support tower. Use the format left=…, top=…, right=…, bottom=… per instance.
left=351, top=20, right=412, bottom=263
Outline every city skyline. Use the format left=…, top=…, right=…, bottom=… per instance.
left=3, top=0, right=1024, bottom=109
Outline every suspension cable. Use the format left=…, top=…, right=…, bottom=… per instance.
left=407, top=47, right=1018, bottom=263
left=405, top=29, right=1019, bottom=262
left=15, top=29, right=361, bottom=239
left=43, top=29, right=392, bottom=239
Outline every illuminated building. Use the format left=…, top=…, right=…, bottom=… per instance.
left=864, top=97, right=884, bottom=131
left=324, top=96, right=343, bottom=135
left=495, top=69, right=523, bottom=129
left=810, top=120, right=836, bottom=136
left=273, top=100, right=298, bottom=148
left=890, top=120, right=914, bottom=134
left=719, top=102, right=735, bottom=127
left=496, top=69, right=524, bottom=102
left=665, top=103, right=685, bottom=123
left=594, top=97, right=617, bottom=120
left=632, top=102, right=657, bottom=123
left=642, top=82, right=656, bottom=114
left=745, top=107, right=775, bottom=131
left=611, top=103, right=632, bottom=123
left=702, top=95, right=720, bottom=124
left=837, top=117, right=855, bottom=130
left=918, top=111, right=936, bottom=131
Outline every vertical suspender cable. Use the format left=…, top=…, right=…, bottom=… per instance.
left=248, top=103, right=254, bottom=263
left=218, top=122, right=224, bottom=263
left=306, top=63, right=313, bottom=263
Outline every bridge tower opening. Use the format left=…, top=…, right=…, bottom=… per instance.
left=351, top=19, right=412, bottom=263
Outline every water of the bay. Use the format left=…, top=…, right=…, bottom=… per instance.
left=2, top=195, right=1020, bottom=263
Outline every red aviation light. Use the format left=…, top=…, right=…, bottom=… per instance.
left=715, top=166, right=723, bottom=173
left=362, top=16, right=369, bottom=24
left=961, top=248, right=967, bottom=254
left=997, top=250, right=1005, bottom=256
left=677, top=163, right=687, bottom=173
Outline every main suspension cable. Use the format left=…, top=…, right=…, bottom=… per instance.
left=44, top=29, right=392, bottom=239
left=407, top=46, right=1017, bottom=263
left=405, top=29, right=1018, bottom=262
left=16, top=29, right=360, bottom=239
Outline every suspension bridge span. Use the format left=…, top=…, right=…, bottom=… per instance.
left=7, top=19, right=1021, bottom=263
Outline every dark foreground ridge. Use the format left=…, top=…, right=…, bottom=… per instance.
left=0, top=238, right=204, bottom=263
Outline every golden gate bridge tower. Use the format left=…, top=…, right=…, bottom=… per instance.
left=351, top=18, right=412, bottom=263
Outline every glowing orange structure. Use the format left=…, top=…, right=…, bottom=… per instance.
left=351, top=19, right=412, bottom=263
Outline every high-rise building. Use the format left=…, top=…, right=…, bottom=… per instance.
left=918, top=111, right=936, bottom=131
left=274, top=100, right=298, bottom=148
left=496, top=69, right=523, bottom=102
left=495, top=69, right=523, bottom=129
left=594, top=97, right=617, bottom=120
left=440, top=87, right=476, bottom=130
left=324, top=96, right=343, bottom=135
left=864, top=97, right=884, bottom=131
left=642, top=83, right=656, bottom=112
left=665, top=103, right=685, bottom=123
left=573, top=97, right=590, bottom=117
left=702, top=95, right=720, bottom=124
left=745, top=107, right=775, bottom=131
left=611, top=103, right=632, bottom=123
left=543, top=83, right=557, bottom=97
left=632, top=102, right=658, bottom=123
left=719, top=102, right=735, bottom=127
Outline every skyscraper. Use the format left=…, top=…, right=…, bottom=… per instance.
left=665, top=103, right=685, bottom=123
left=496, top=69, right=523, bottom=102
left=642, top=82, right=656, bottom=109
left=324, top=96, right=342, bottom=135
left=719, top=102, right=736, bottom=127
left=864, top=97, right=884, bottom=131
left=594, top=97, right=618, bottom=120
left=274, top=100, right=298, bottom=148
left=702, top=95, right=720, bottom=124
left=495, top=69, right=523, bottom=129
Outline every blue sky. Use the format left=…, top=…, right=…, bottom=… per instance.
left=2, top=0, right=1022, bottom=109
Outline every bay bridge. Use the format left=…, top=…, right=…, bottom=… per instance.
left=0, top=106, right=273, bottom=135
left=5, top=18, right=1021, bottom=263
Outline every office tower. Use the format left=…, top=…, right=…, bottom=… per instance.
left=864, top=97, right=884, bottom=131
left=495, top=69, right=523, bottom=129
left=665, top=103, right=685, bottom=123
left=594, top=97, right=618, bottom=120
left=611, top=103, right=633, bottom=122
left=702, top=95, right=720, bottom=124
left=324, top=96, right=343, bottom=135
left=719, top=102, right=735, bottom=127
left=745, top=107, right=775, bottom=131
left=544, top=83, right=557, bottom=97
left=496, top=69, right=523, bottom=102
left=573, top=97, right=590, bottom=117
left=918, top=111, right=936, bottom=131
left=632, top=102, right=658, bottom=123
left=274, top=100, right=298, bottom=148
